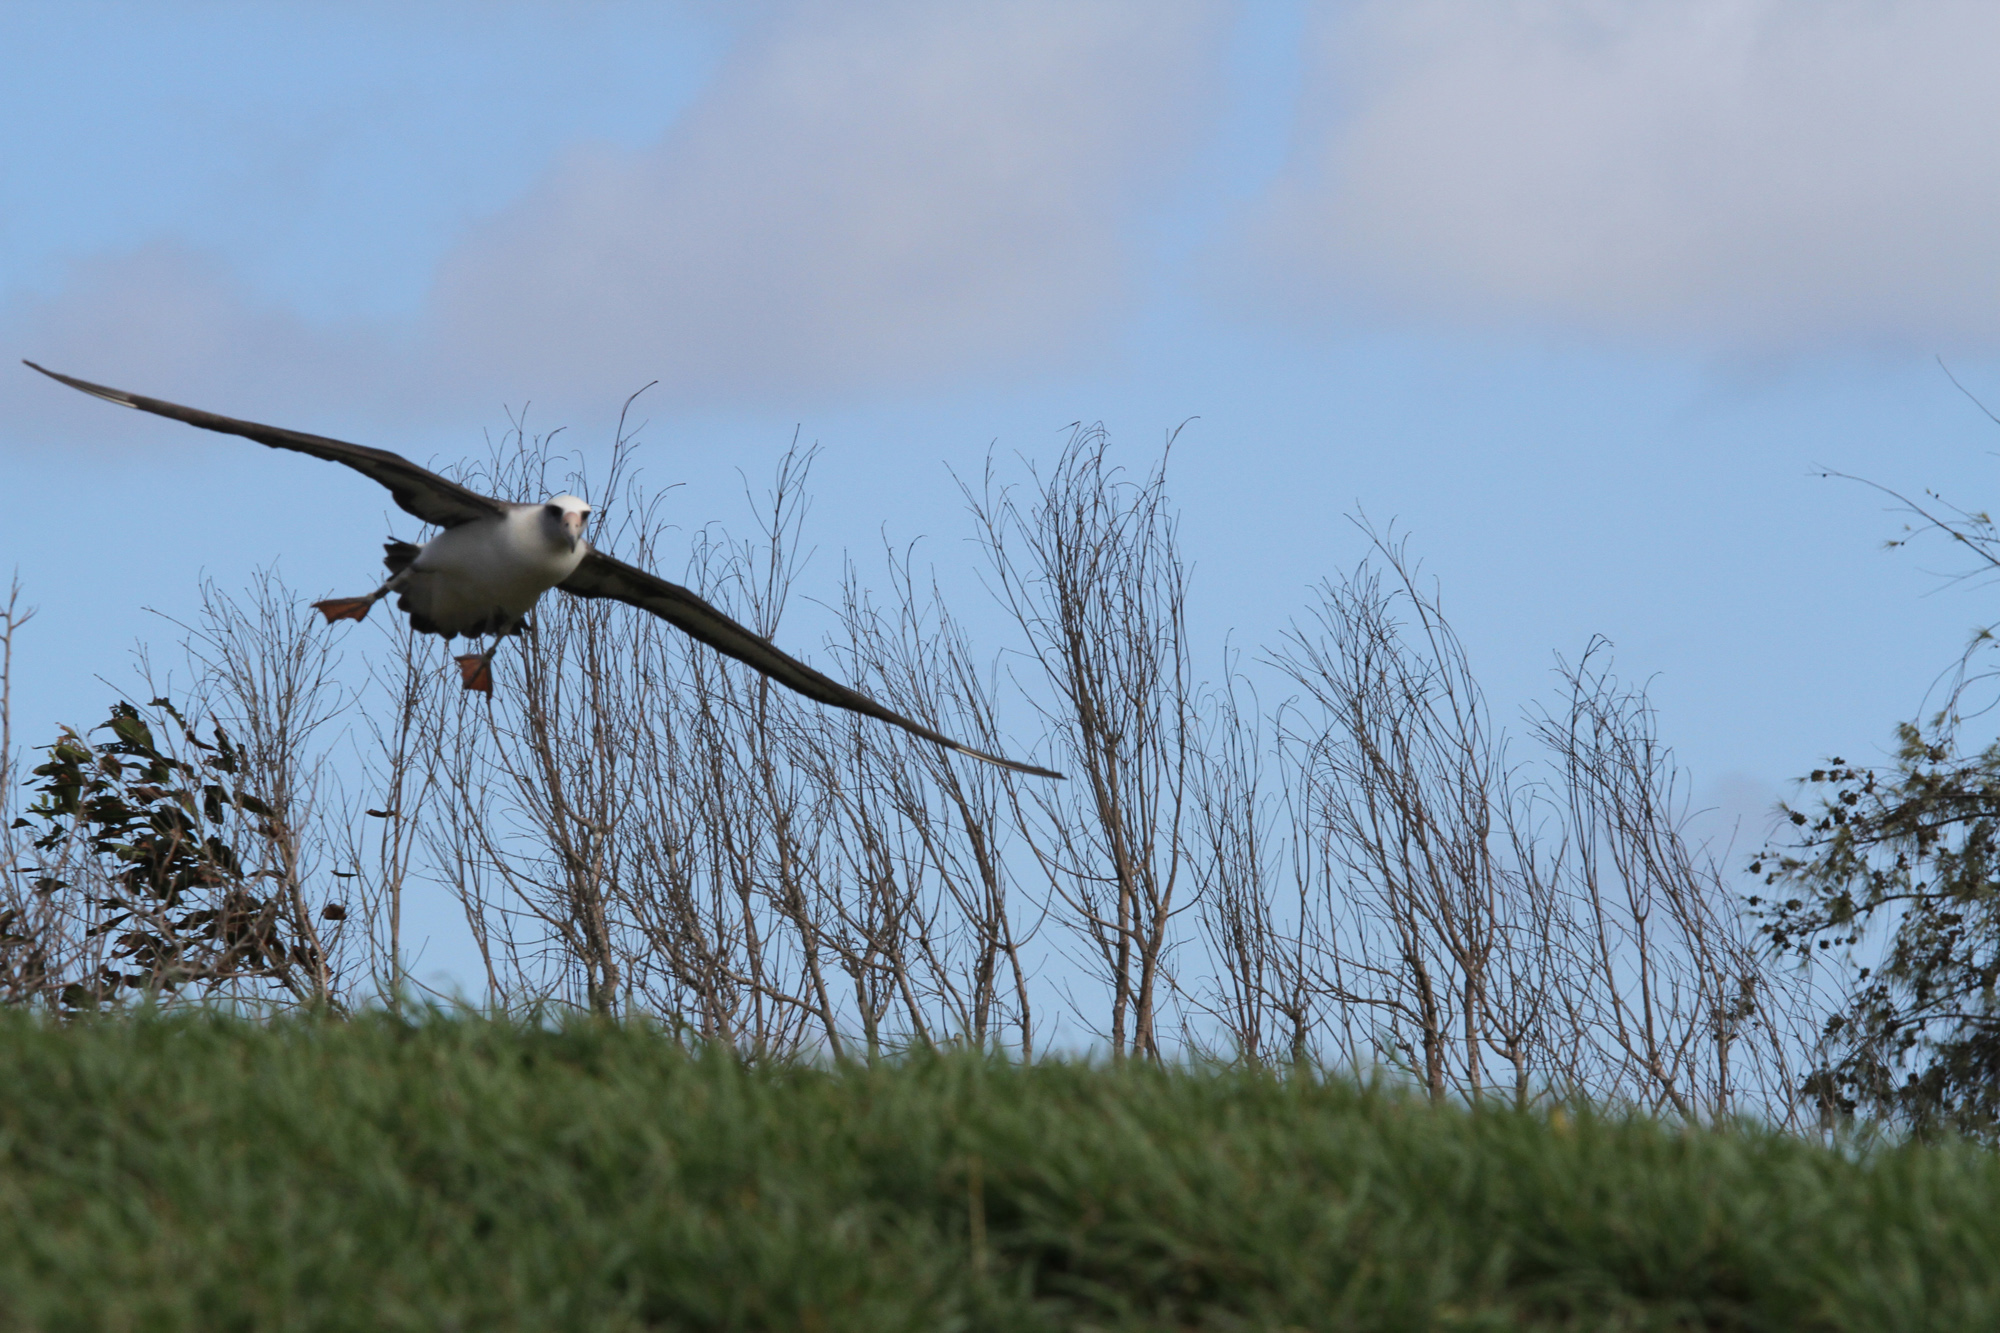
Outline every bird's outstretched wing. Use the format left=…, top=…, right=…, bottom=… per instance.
left=23, top=361, right=504, bottom=529
left=560, top=550, right=1064, bottom=780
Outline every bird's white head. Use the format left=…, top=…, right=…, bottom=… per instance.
left=544, top=494, right=593, bottom=551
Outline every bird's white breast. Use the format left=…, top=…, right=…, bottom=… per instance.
left=398, top=508, right=589, bottom=638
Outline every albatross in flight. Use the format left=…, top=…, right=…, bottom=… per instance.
left=25, top=361, right=1062, bottom=780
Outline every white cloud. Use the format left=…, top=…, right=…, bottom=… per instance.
left=1242, top=0, right=2000, bottom=350
left=3, top=243, right=417, bottom=442
left=426, top=0, right=1227, bottom=404
left=5, top=1, right=1226, bottom=435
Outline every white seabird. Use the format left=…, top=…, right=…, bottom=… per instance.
left=26, top=361, right=1062, bottom=780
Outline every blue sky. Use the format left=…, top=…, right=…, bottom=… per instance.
left=7, top=2, right=2000, bottom=985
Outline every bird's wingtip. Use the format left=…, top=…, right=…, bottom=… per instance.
left=949, top=741, right=1064, bottom=780
left=22, top=361, right=139, bottom=409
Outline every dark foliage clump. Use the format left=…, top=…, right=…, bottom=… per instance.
left=9, top=699, right=317, bottom=1007
left=1757, top=724, right=2000, bottom=1140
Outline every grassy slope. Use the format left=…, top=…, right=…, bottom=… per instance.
left=0, top=1013, right=1995, bottom=1331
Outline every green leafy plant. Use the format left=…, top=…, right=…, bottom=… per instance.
left=1757, top=726, right=2000, bottom=1139
left=1760, top=429, right=2000, bottom=1139
left=13, top=698, right=325, bottom=1007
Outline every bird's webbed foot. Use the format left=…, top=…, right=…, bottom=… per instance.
left=454, top=653, right=496, bottom=694
left=311, top=597, right=374, bottom=624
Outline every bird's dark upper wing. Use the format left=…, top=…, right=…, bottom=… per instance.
left=559, top=549, right=1063, bottom=780
left=24, top=361, right=504, bottom=529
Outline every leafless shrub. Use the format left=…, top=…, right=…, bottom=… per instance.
left=0, top=576, right=59, bottom=1005
left=1531, top=643, right=1813, bottom=1121
left=968, top=424, right=1198, bottom=1058
left=813, top=542, right=1042, bottom=1055
left=1187, top=665, right=1320, bottom=1065
left=334, top=613, right=449, bottom=1010
left=1268, top=533, right=1536, bottom=1100
left=174, top=570, right=350, bottom=1006
left=1256, top=527, right=1810, bottom=1120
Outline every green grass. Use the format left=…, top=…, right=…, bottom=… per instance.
left=0, top=1013, right=1995, bottom=1331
